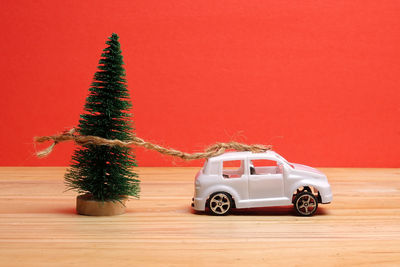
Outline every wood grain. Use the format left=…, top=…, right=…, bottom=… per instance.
left=0, top=167, right=399, bottom=266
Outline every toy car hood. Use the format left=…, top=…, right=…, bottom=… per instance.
left=291, top=163, right=325, bottom=176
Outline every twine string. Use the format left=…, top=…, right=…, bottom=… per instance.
left=34, top=128, right=272, bottom=160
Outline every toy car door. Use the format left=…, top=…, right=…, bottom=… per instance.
left=248, top=158, right=284, bottom=200
left=220, top=159, right=248, bottom=200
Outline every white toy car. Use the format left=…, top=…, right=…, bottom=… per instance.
left=191, top=151, right=332, bottom=216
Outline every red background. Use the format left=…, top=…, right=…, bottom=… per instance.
left=1, top=0, right=399, bottom=167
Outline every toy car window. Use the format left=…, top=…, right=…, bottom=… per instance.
left=222, top=160, right=244, bottom=178
left=250, top=159, right=280, bottom=175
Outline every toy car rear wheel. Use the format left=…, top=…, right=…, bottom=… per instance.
left=208, top=192, right=233, bottom=216
left=294, top=191, right=318, bottom=216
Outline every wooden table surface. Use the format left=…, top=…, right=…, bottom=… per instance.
left=0, top=167, right=399, bottom=266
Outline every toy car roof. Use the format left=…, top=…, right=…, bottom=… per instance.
left=208, top=150, right=280, bottom=161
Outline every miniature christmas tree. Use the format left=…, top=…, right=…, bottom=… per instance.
left=65, top=33, right=139, bottom=205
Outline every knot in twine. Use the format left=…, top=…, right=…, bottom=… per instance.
left=34, top=128, right=272, bottom=160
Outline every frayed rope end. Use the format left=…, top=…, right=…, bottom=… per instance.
left=35, top=142, right=56, bottom=158
left=34, top=128, right=76, bottom=158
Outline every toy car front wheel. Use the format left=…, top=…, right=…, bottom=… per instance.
left=294, top=192, right=318, bottom=216
left=208, top=192, right=233, bottom=216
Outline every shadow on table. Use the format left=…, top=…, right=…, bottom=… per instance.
left=191, top=205, right=329, bottom=216
left=55, top=207, right=77, bottom=214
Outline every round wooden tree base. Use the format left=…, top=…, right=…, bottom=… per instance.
left=76, top=194, right=127, bottom=216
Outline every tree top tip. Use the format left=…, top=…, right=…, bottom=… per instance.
left=110, top=33, right=119, bottom=39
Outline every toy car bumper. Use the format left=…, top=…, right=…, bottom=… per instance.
left=320, top=186, right=333, bottom=204
left=191, top=197, right=206, bottom=211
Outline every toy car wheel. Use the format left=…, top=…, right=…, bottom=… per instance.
left=294, top=191, right=318, bottom=216
left=208, top=192, right=233, bottom=216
